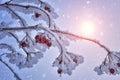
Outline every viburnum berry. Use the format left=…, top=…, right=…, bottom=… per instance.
left=117, top=63, right=120, bottom=67
left=35, top=13, right=41, bottom=18
left=109, top=68, right=115, bottom=74
left=44, top=6, right=51, bottom=12
left=20, top=41, right=27, bottom=47
left=73, top=57, right=78, bottom=63
left=57, top=68, right=62, bottom=74
left=35, top=34, right=52, bottom=47
left=35, top=35, right=43, bottom=43
left=47, top=42, right=52, bottom=47
left=41, top=37, right=47, bottom=43
left=35, top=35, right=40, bottom=42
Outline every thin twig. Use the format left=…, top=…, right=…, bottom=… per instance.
left=0, top=58, right=21, bottom=80
left=52, top=29, right=111, bottom=53
left=0, top=26, right=111, bottom=54
left=0, top=3, right=51, bottom=27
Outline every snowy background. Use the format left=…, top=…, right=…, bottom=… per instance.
left=0, top=0, right=120, bottom=80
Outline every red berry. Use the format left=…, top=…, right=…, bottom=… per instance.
left=35, top=35, right=52, bottom=47
left=38, top=37, right=42, bottom=43
left=73, top=57, right=78, bottom=63
left=47, top=42, right=52, bottom=47
left=117, top=63, right=120, bottom=67
left=44, top=6, right=51, bottom=12
left=109, top=68, right=115, bottom=74
left=57, top=69, right=62, bottom=74
left=35, top=35, right=39, bottom=39
left=41, top=37, right=47, bottom=43
left=35, top=13, right=41, bottom=18
left=35, top=35, right=40, bottom=42
left=20, top=41, right=27, bottom=47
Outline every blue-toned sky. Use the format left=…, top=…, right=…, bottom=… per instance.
left=0, top=0, right=120, bottom=80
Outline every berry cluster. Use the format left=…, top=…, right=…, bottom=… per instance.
left=20, top=34, right=52, bottom=48
left=35, top=34, right=52, bottom=47
left=94, top=51, right=120, bottom=75
left=52, top=52, right=84, bottom=75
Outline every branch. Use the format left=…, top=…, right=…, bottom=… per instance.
left=0, top=26, right=111, bottom=54
left=0, top=2, right=51, bottom=27
left=0, top=58, right=21, bottom=80
left=2, top=5, right=25, bottom=26
left=52, top=30, right=111, bottom=54
left=0, top=43, right=21, bottom=79
left=0, top=25, right=63, bottom=55
left=0, top=25, right=37, bottom=31
left=0, top=43, right=15, bottom=56
left=8, top=32, right=29, bottom=56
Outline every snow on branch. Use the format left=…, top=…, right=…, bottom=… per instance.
left=0, top=58, right=21, bottom=80
left=0, top=24, right=116, bottom=76
left=94, top=51, right=120, bottom=75
left=52, top=52, right=84, bottom=75
left=0, top=43, right=21, bottom=80
left=0, top=0, right=120, bottom=80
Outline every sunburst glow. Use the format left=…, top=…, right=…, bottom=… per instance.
left=80, top=21, right=95, bottom=36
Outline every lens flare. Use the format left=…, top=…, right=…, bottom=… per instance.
left=81, top=21, right=95, bottom=36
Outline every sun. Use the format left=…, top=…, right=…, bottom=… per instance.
left=80, top=21, right=95, bottom=36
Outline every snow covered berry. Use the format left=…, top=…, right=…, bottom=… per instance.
left=57, top=68, right=62, bottom=74
left=35, top=35, right=40, bottom=42
left=41, top=37, right=47, bottom=43
left=109, top=68, right=115, bottom=74
left=73, top=57, right=78, bottom=63
left=46, top=41, right=52, bottom=47
left=35, top=13, right=41, bottom=18
left=44, top=6, right=51, bottom=12
left=20, top=41, right=27, bottom=47
left=117, top=63, right=120, bottom=67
